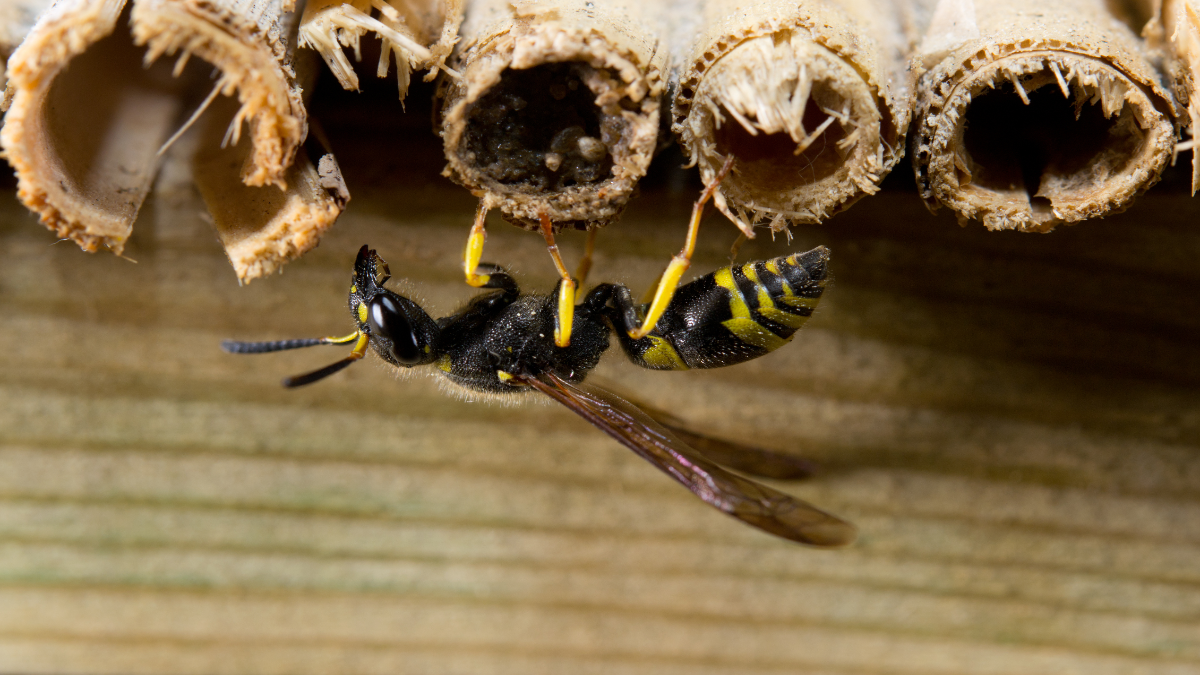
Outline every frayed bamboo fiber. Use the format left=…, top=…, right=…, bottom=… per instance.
left=1, top=0, right=347, bottom=281
left=910, top=0, right=1178, bottom=232
left=298, top=0, right=462, bottom=97
left=437, top=0, right=668, bottom=230
left=672, top=0, right=913, bottom=235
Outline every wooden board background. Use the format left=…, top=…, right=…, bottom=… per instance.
left=1, top=87, right=1200, bottom=673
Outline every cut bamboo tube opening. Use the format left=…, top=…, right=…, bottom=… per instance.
left=438, top=0, right=667, bottom=230
left=910, top=0, right=1178, bottom=232
left=673, top=0, right=912, bottom=234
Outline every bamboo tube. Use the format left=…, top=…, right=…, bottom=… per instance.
left=437, top=0, right=667, bottom=230
left=672, top=0, right=913, bottom=234
left=1148, top=0, right=1200, bottom=192
left=1, top=0, right=347, bottom=280
left=298, top=0, right=462, bottom=96
left=187, top=92, right=350, bottom=282
left=130, top=0, right=307, bottom=189
left=136, top=0, right=349, bottom=281
left=909, top=0, right=1178, bottom=232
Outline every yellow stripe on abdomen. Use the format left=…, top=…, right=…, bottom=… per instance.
left=721, top=318, right=791, bottom=351
left=757, top=306, right=810, bottom=329
left=640, top=336, right=690, bottom=370
left=713, top=267, right=752, bottom=320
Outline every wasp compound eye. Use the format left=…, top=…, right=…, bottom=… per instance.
left=368, top=295, right=422, bottom=364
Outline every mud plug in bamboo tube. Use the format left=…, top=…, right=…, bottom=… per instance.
left=909, top=0, right=1178, bottom=232
left=672, top=0, right=913, bottom=235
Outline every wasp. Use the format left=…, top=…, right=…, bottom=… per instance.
left=223, top=243, right=854, bottom=547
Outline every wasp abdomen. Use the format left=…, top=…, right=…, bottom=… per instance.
left=622, top=246, right=829, bottom=370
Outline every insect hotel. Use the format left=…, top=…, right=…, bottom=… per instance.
left=0, top=0, right=1197, bottom=672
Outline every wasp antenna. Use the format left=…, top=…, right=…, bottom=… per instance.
left=222, top=332, right=361, bottom=354
left=221, top=338, right=328, bottom=354
left=282, top=357, right=359, bottom=387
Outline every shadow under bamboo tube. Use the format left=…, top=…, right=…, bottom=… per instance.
left=298, top=0, right=462, bottom=96
left=672, top=0, right=912, bottom=234
left=437, top=0, right=666, bottom=230
left=910, top=0, right=1178, bottom=232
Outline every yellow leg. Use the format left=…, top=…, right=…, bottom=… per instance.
left=575, top=228, right=598, bottom=286
left=627, top=156, right=736, bottom=340
left=539, top=213, right=576, bottom=348
left=464, top=203, right=491, bottom=287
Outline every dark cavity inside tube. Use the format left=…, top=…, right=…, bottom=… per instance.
left=961, top=77, right=1144, bottom=210
left=714, top=98, right=848, bottom=191
left=463, top=63, right=614, bottom=191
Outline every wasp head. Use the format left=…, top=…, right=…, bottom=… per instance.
left=349, top=245, right=440, bottom=368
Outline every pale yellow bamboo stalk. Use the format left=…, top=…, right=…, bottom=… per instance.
left=909, top=0, right=1178, bottom=232
left=131, top=0, right=349, bottom=281
left=298, top=0, right=462, bottom=96
left=672, top=0, right=914, bottom=235
left=437, top=0, right=668, bottom=230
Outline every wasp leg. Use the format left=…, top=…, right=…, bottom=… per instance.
left=575, top=228, right=598, bottom=286
left=539, top=212, right=577, bottom=348
left=464, top=202, right=492, bottom=288
left=469, top=262, right=520, bottom=302
left=627, top=156, right=735, bottom=340
left=728, top=231, right=748, bottom=264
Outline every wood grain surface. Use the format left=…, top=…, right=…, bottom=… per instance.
left=1, top=93, right=1199, bottom=673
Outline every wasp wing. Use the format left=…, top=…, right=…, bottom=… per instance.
left=584, top=376, right=816, bottom=480
left=522, top=373, right=856, bottom=547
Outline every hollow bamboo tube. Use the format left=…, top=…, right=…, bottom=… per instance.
left=909, top=0, right=1178, bottom=232
left=672, top=0, right=914, bottom=235
left=1, top=0, right=346, bottom=280
left=1143, top=0, right=1200, bottom=192
left=437, top=0, right=668, bottom=231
